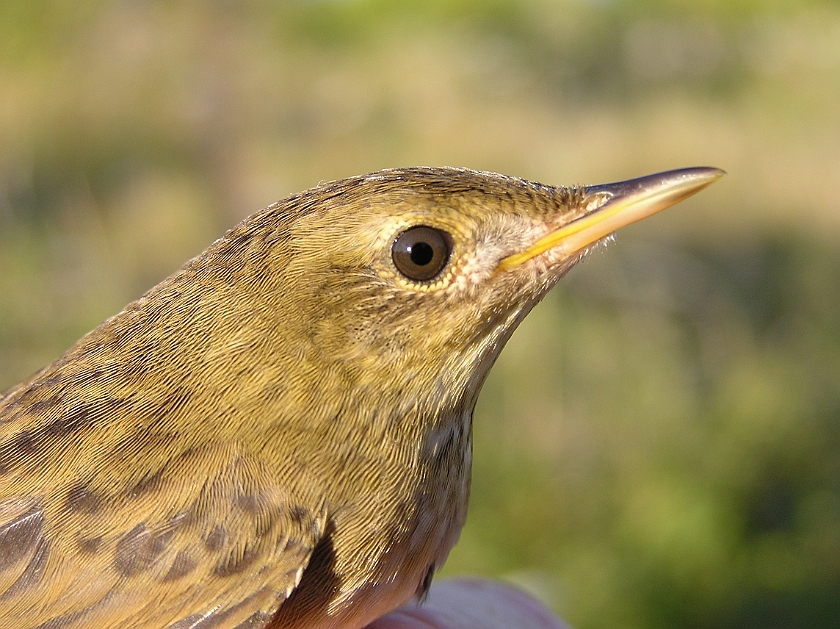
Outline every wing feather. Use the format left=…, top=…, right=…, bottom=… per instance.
left=0, top=442, right=327, bottom=629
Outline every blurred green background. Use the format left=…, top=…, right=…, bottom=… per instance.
left=1, top=1, right=839, bottom=627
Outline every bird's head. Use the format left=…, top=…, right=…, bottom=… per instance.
left=209, top=167, right=724, bottom=428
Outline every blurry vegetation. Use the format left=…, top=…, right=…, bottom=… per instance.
left=1, top=1, right=839, bottom=628
left=469, top=235, right=840, bottom=628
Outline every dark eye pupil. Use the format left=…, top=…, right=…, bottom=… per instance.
left=392, top=226, right=451, bottom=282
left=409, top=242, right=434, bottom=266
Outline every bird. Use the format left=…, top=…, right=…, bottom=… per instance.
left=0, top=166, right=722, bottom=629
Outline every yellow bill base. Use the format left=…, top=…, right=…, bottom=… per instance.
left=498, top=167, right=725, bottom=271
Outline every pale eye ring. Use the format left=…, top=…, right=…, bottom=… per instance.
left=391, top=226, right=451, bottom=282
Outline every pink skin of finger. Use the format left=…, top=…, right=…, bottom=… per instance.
left=366, top=579, right=572, bottom=629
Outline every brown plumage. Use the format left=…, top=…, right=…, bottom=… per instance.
left=0, top=166, right=722, bottom=629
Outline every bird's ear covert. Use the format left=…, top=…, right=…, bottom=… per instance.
left=391, top=226, right=452, bottom=282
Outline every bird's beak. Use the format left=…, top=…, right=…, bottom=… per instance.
left=498, top=167, right=725, bottom=271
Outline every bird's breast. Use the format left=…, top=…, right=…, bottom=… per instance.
left=287, top=408, right=472, bottom=629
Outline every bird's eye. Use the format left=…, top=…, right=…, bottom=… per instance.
left=391, top=226, right=451, bottom=282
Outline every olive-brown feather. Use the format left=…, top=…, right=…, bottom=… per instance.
left=0, top=167, right=601, bottom=629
